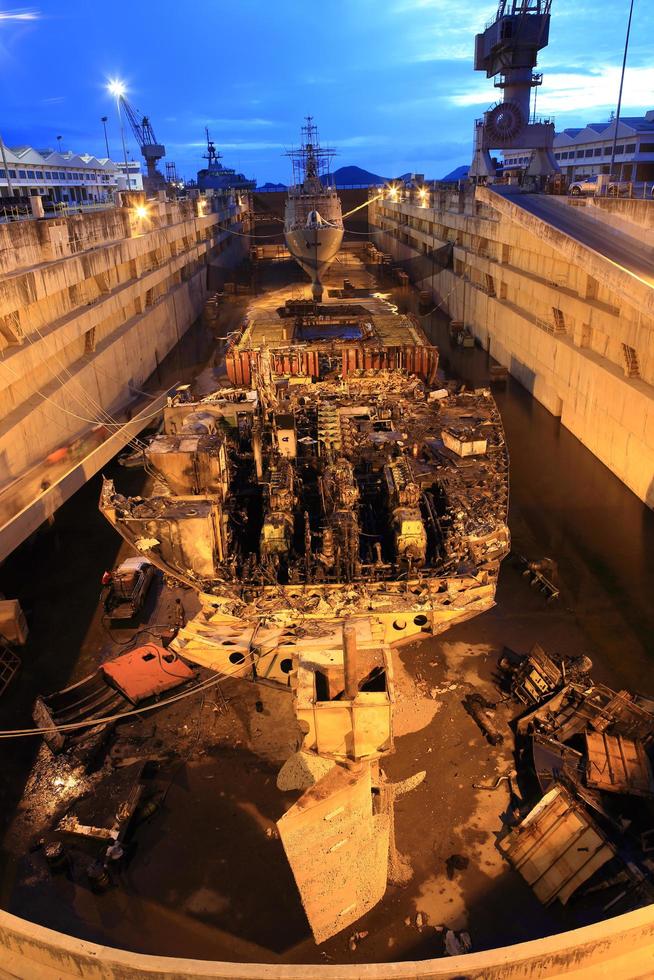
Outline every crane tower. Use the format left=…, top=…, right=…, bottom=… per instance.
left=120, top=97, right=166, bottom=193
left=469, top=0, right=558, bottom=181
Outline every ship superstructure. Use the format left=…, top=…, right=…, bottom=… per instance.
left=196, top=127, right=256, bottom=193
left=284, top=117, right=344, bottom=301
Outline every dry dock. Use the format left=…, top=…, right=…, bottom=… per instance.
left=1, top=253, right=654, bottom=970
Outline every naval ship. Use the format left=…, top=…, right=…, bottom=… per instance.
left=195, top=128, right=256, bottom=193
left=284, top=117, right=344, bottom=300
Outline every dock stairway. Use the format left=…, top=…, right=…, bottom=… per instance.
left=622, top=344, right=640, bottom=378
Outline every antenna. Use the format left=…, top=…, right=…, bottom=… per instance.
left=203, top=127, right=223, bottom=169
left=286, top=117, right=336, bottom=189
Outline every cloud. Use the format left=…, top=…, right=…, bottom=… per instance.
left=331, top=135, right=389, bottom=149
left=392, top=0, right=495, bottom=62
left=451, top=66, right=654, bottom=116
left=199, top=117, right=276, bottom=128
left=0, top=8, right=39, bottom=20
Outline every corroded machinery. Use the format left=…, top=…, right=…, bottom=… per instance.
left=100, top=311, right=510, bottom=943
left=101, top=367, right=510, bottom=642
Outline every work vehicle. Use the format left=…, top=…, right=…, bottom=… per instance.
left=101, top=557, right=156, bottom=620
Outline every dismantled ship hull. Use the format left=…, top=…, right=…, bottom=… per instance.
left=100, top=378, right=509, bottom=643
left=99, top=295, right=510, bottom=943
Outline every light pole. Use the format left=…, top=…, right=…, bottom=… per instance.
left=107, top=80, right=130, bottom=192
left=56, top=135, right=63, bottom=154
left=101, top=116, right=109, bottom=158
left=0, top=133, right=14, bottom=196
left=609, top=0, right=635, bottom=186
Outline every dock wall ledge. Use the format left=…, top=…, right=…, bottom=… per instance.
left=0, top=196, right=251, bottom=555
left=1, top=904, right=654, bottom=978
left=581, top=197, right=654, bottom=247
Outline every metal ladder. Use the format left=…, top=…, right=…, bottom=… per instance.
left=0, top=642, right=20, bottom=698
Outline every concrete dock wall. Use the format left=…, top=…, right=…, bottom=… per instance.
left=1, top=903, right=654, bottom=978
left=370, top=190, right=654, bottom=508
left=583, top=197, right=654, bottom=247
left=0, top=196, right=250, bottom=553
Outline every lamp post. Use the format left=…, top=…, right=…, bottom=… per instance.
left=609, top=0, right=635, bottom=186
left=107, top=80, right=130, bottom=192
left=101, top=116, right=109, bottom=158
left=0, top=133, right=14, bottom=196
left=56, top=135, right=63, bottom=154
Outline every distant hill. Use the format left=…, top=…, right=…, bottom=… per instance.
left=258, top=166, right=388, bottom=191
left=324, top=165, right=388, bottom=187
left=440, top=165, right=469, bottom=182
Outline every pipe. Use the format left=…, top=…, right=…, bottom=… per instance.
left=343, top=622, right=359, bottom=700
left=253, top=426, right=263, bottom=480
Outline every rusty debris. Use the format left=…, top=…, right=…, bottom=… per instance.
left=100, top=293, right=510, bottom=643
left=462, top=692, right=504, bottom=745
left=498, top=643, right=654, bottom=911
left=90, top=289, right=512, bottom=943
left=33, top=644, right=196, bottom=758
left=499, top=784, right=616, bottom=906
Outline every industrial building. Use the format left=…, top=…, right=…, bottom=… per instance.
left=114, top=159, right=144, bottom=192
left=0, top=146, right=118, bottom=204
left=503, top=110, right=654, bottom=182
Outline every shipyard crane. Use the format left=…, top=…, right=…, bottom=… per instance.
left=119, top=96, right=166, bottom=189
left=470, top=0, right=557, bottom=181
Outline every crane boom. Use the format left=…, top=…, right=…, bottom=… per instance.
left=119, top=95, right=166, bottom=186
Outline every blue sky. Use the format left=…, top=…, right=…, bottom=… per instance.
left=0, top=1, right=652, bottom=182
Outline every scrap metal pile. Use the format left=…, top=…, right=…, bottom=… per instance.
left=499, top=645, right=654, bottom=913
left=95, top=316, right=510, bottom=943
left=100, top=359, right=509, bottom=639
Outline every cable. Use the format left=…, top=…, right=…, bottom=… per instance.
left=341, top=193, right=384, bottom=219
left=0, top=643, right=264, bottom=739
left=0, top=354, right=167, bottom=432
left=416, top=282, right=460, bottom=318
left=24, top=321, right=152, bottom=454
left=25, top=323, right=128, bottom=433
left=218, top=224, right=284, bottom=240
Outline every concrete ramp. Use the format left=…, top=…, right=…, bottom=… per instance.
left=480, top=186, right=654, bottom=318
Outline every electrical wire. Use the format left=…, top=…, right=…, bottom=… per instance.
left=0, top=354, right=168, bottom=432
left=0, top=643, right=263, bottom=739
left=23, top=321, right=153, bottom=454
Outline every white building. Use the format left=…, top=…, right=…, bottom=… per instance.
left=113, top=159, right=144, bottom=192
left=503, top=110, right=654, bottom=182
left=0, top=145, right=118, bottom=204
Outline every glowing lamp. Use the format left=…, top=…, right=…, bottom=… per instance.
left=108, top=79, right=126, bottom=99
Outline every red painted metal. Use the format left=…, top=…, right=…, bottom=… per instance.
left=101, top=643, right=195, bottom=704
